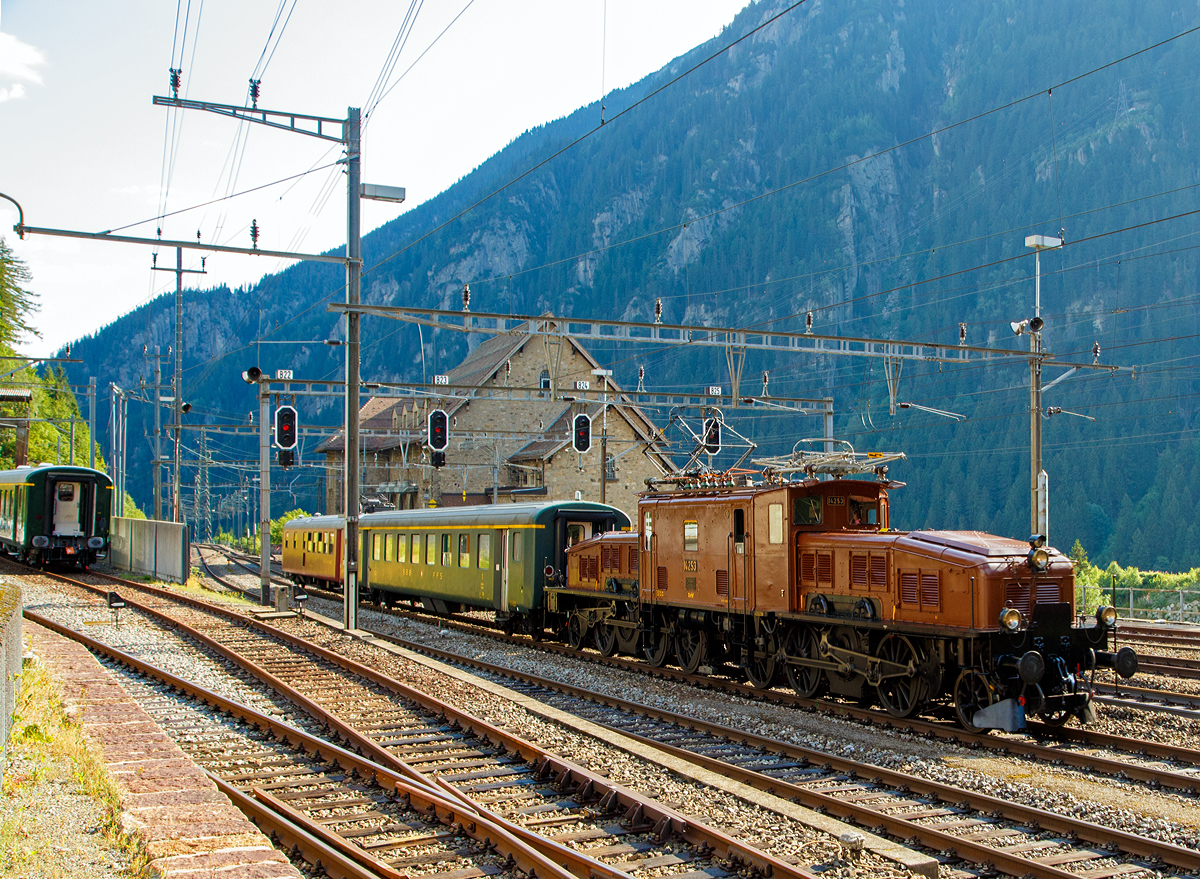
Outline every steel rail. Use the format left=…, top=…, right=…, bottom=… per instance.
left=23, top=609, right=575, bottom=879
left=337, top=597, right=1200, bottom=774
left=364, top=629, right=1200, bottom=877
left=41, top=568, right=820, bottom=879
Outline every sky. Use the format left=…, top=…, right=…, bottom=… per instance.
left=0, top=0, right=752, bottom=356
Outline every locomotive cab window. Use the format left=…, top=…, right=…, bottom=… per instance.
left=848, top=497, right=877, bottom=526
left=794, top=496, right=822, bottom=525
left=643, top=511, right=653, bottom=551
left=683, top=520, right=698, bottom=552
left=733, top=509, right=745, bottom=552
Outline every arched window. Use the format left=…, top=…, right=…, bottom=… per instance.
left=538, top=369, right=551, bottom=390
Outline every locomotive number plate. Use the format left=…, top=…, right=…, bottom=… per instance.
left=683, top=559, right=698, bottom=572
left=827, top=496, right=845, bottom=506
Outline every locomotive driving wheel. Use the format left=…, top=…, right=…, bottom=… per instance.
left=954, top=670, right=995, bottom=733
left=875, top=634, right=927, bottom=718
left=675, top=627, right=709, bottom=674
left=743, top=632, right=779, bottom=689
left=615, top=602, right=641, bottom=654
left=567, top=614, right=586, bottom=650
left=644, top=616, right=673, bottom=667
left=594, top=619, right=619, bottom=656
left=784, top=626, right=826, bottom=699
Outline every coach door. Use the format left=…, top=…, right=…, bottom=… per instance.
left=499, top=530, right=510, bottom=611
left=729, top=506, right=748, bottom=611
left=53, top=481, right=83, bottom=536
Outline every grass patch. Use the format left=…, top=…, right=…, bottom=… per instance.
left=1, top=659, right=141, bottom=876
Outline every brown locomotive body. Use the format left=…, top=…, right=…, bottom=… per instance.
left=559, top=474, right=1136, bottom=731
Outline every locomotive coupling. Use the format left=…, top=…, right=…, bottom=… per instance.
left=1094, top=645, right=1138, bottom=679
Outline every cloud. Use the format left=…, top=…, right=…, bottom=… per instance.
left=0, top=31, right=46, bottom=101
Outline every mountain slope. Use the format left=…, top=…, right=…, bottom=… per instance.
left=65, top=0, right=1200, bottom=568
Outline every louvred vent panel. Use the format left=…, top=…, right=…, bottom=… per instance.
left=716, top=569, right=729, bottom=596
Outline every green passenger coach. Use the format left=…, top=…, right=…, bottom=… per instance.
left=0, top=464, right=113, bottom=568
left=357, top=501, right=629, bottom=629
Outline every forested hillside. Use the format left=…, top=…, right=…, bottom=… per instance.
left=62, top=0, right=1200, bottom=569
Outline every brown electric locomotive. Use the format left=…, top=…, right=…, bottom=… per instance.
left=552, top=449, right=1136, bottom=731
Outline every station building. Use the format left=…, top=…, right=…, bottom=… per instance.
left=317, top=323, right=673, bottom=517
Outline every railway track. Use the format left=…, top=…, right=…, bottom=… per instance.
left=21, top=562, right=823, bottom=879
left=37, top=562, right=1200, bottom=878
left=279, top=586, right=1200, bottom=772
left=27, top=611, right=566, bottom=879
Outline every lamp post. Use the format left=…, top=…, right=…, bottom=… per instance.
left=1024, top=234, right=1062, bottom=538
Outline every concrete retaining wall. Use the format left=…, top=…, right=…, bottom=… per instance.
left=110, top=518, right=190, bottom=584
left=0, top=578, right=21, bottom=775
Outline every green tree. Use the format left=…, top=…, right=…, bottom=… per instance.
left=0, top=237, right=40, bottom=349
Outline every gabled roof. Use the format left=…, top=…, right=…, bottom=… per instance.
left=318, top=320, right=672, bottom=470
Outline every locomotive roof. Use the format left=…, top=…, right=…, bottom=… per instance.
left=642, top=476, right=887, bottom=501
left=899, top=530, right=1053, bottom=558
left=0, top=464, right=112, bottom=487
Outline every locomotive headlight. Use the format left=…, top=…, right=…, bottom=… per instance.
left=87, top=537, right=105, bottom=549
left=32, top=535, right=49, bottom=548
left=1027, top=546, right=1050, bottom=572
left=999, top=606, right=1024, bottom=632
left=1096, top=605, right=1118, bottom=628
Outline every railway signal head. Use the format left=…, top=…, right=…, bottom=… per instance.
left=278, top=449, right=295, bottom=468
left=432, top=451, right=446, bottom=469
left=702, top=417, right=722, bottom=455
left=274, top=405, right=298, bottom=450
left=428, top=409, right=449, bottom=451
left=242, top=366, right=263, bottom=383
left=572, top=413, right=592, bottom=453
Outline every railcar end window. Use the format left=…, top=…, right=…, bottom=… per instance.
left=512, top=533, right=522, bottom=561
left=683, top=520, right=698, bottom=552
left=794, top=496, right=822, bottom=525
left=478, top=534, right=491, bottom=569
left=385, top=533, right=394, bottom=562
left=426, top=534, right=437, bottom=565
left=459, top=534, right=470, bottom=567
left=441, top=534, right=452, bottom=566
left=768, top=504, right=784, bottom=544
left=397, top=534, right=408, bottom=563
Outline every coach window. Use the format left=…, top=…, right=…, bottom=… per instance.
left=683, top=520, right=698, bottom=552
left=512, top=533, right=523, bottom=561
left=768, top=503, right=784, bottom=544
left=397, top=533, right=408, bottom=563
left=478, top=534, right=491, bottom=569
left=441, top=534, right=452, bottom=566
left=411, top=534, right=421, bottom=564
left=385, top=533, right=394, bottom=562
left=643, top=510, right=653, bottom=551
left=459, top=534, right=470, bottom=567
left=372, top=533, right=381, bottom=561
left=426, top=534, right=438, bottom=565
